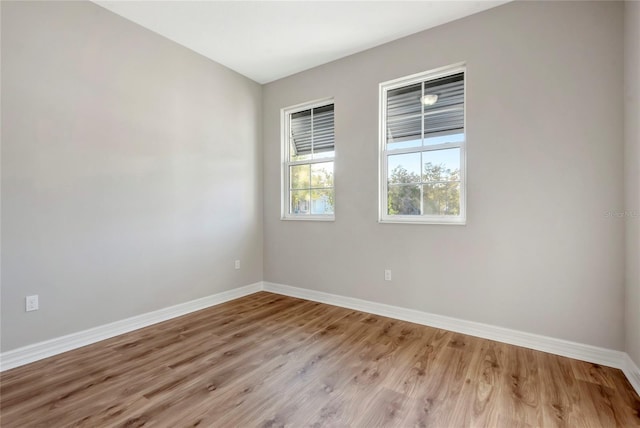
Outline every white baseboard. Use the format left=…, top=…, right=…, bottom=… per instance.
left=622, top=353, right=640, bottom=394
left=263, top=282, right=637, bottom=392
left=2, top=280, right=638, bottom=397
left=0, top=282, right=262, bottom=372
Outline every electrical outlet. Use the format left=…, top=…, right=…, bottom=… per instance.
left=384, top=269, right=392, bottom=281
left=26, top=295, right=39, bottom=312
left=235, top=260, right=241, bottom=270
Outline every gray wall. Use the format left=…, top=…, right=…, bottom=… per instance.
left=625, top=0, right=640, bottom=365
left=263, top=1, right=625, bottom=349
left=1, top=0, right=631, bottom=357
left=1, top=1, right=263, bottom=351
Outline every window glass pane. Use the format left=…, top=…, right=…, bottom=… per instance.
left=387, top=84, right=421, bottom=118
left=311, top=162, right=334, bottom=188
left=423, top=73, right=464, bottom=110
left=311, top=189, right=334, bottom=215
left=422, top=148, right=460, bottom=182
left=423, top=132, right=464, bottom=146
left=387, top=184, right=420, bottom=215
left=387, top=122, right=422, bottom=150
left=291, top=109, right=312, bottom=121
left=312, top=104, right=335, bottom=158
left=290, top=140, right=311, bottom=162
left=423, top=107, right=464, bottom=137
left=423, top=182, right=460, bottom=216
left=290, top=190, right=310, bottom=214
left=290, top=165, right=310, bottom=189
left=388, top=153, right=421, bottom=184
left=290, top=110, right=312, bottom=160
left=387, top=83, right=422, bottom=150
left=312, top=149, right=335, bottom=160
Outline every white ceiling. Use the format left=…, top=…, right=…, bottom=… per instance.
left=94, top=1, right=509, bottom=84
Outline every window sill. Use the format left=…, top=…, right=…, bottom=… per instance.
left=379, top=216, right=466, bottom=226
left=282, top=215, right=335, bottom=222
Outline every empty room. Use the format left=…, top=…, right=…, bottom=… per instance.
left=1, top=0, right=639, bottom=426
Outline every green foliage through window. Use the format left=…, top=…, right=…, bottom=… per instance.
left=387, top=162, right=460, bottom=216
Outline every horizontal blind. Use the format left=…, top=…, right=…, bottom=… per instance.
left=387, top=72, right=464, bottom=144
left=290, top=104, right=335, bottom=155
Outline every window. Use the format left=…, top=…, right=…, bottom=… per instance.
left=379, top=64, right=466, bottom=224
left=282, top=98, right=335, bottom=220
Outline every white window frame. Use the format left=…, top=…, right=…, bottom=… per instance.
left=281, top=97, right=335, bottom=221
left=378, top=63, right=466, bottom=225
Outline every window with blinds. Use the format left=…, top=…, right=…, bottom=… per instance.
left=379, top=65, right=466, bottom=224
left=282, top=99, right=335, bottom=220
left=290, top=104, right=334, bottom=156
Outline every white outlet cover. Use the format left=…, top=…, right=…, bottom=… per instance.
left=26, top=295, right=39, bottom=312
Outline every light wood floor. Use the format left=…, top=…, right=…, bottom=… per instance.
left=1, top=292, right=638, bottom=427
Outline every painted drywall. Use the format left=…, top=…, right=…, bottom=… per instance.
left=263, top=1, right=625, bottom=349
left=1, top=1, right=263, bottom=351
left=625, top=0, right=640, bottom=366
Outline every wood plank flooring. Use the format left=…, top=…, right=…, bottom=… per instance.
left=1, top=292, right=638, bottom=427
